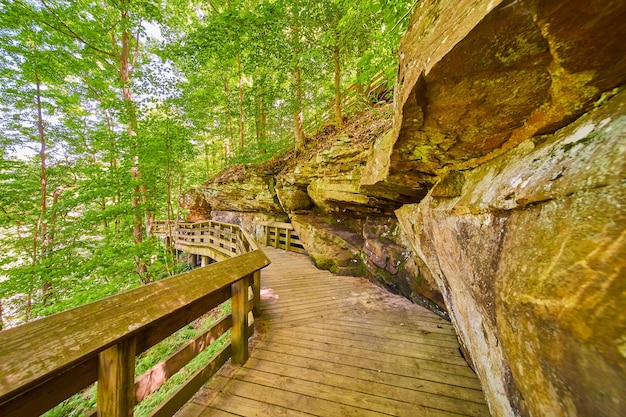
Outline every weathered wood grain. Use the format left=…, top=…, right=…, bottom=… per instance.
left=98, top=337, right=137, bottom=417
left=0, top=358, right=98, bottom=417
left=179, top=246, right=490, bottom=416
left=148, top=344, right=232, bottom=417
left=231, top=274, right=250, bottom=365
left=261, top=222, right=305, bottom=253
left=252, top=270, right=261, bottom=318
left=135, top=315, right=233, bottom=402
left=0, top=249, right=269, bottom=413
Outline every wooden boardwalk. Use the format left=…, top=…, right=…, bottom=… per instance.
left=178, top=246, right=490, bottom=417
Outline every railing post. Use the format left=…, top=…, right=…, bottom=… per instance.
left=252, top=270, right=261, bottom=318
left=98, top=337, right=136, bottom=417
left=231, top=274, right=250, bottom=365
left=264, top=225, right=269, bottom=246
left=285, top=229, right=291, bottom=252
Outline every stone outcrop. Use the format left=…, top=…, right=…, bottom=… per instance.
left=183, top=1, right=626, bottom=416
left=363, top=0, right=626, bottom=200
left=187, top=165, right=284, bottom=214
left=179, top=188, right=211, bottom=221
left=382, top=1, right=626, bottom=416
left=398, top=90, right=626, bottom=417
left=185, top=107, right=448, bottom=318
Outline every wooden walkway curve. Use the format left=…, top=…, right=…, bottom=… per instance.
left=178, top=246, right=490, bottom=417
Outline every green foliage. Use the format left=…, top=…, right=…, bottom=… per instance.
left=0, top=0, right=414, bottom=327
left=164, top=0, right=414, bottom=167
left=0, top=0, right=414, bottom=414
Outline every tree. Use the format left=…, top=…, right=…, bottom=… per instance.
left=0, top=0, right=183, bottom=323
left=0, top=0, right=417, bottom=328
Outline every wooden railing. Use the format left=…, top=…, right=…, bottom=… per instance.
left=0, top=222, right=269, bottom=417
left=153, top=220, right=254, bottom=262
left=261, top=221, right=306, bottom=254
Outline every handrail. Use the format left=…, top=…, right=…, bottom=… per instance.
left=260, top=221, right=306, bottom=254
left=0, top=221, right=269, bottom=417
left=153, top=220, right=258, bottom=262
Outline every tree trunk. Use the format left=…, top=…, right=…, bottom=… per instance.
left=255, top=92, right=268, bottom=152
left=48, top=186, right=62, bottom=251
left=204, top=141, right=211, bottom=179
left=237, top=53, right=245, bottom=152
left=290, top=22, right=305, bottom=153
left=118, top=7, right=147, bottom=280
left=224, top=77, right=234, bottom=160
left=33, top=67, right=52, bottom=304
left=333, top=35, right=343, bottom=128
left=293, top=62, right=305, bottom=153
left=43, top=186, right=63, bottom=305
left=260, top=95, right=267, bottom=145
left=165, top=120, right=176, bottom=274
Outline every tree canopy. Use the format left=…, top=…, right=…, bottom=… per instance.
left=0, top=0, right=415, bottom=328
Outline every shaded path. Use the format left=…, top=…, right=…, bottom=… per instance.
left=178, top=246, right=490, bottom=417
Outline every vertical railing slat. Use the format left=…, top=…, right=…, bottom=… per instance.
left=252, top=270, right=261, bottom=318
left=97, top=337, right=137, bottom=417
left=231, top=275, right=251, bottom=365
left=285, top=229, right=291, bottom=252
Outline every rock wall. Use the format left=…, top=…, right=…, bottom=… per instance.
left=382, top=1, right=626, bottom=416
left=398, top=92, right=626, bottom=416
left=182, top=1, right=626, bottom=415
left=182, top=110, right=449, bottom=317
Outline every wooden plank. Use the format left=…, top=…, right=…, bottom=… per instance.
left=261, top=299, right=384, bottom=321
left=219, top=378, right=392, bottom=417
left=338, top=308, right=453, bottom=326
left=255, top=339, right=482, bottom=390
left=251, top=348, right=486, bottom=403
left=148, top=344, right=232, bottom=417
left=259, top=282, right=366, bottom=301
left=231, top=275, right=250, bottom=365
left=259, top=278, right=353, bottom=292
left=231, top=368, right=465, bottom=417
left=244, top=357, right=489, bottom=416
left=259, top=289, right=366, bottom=311
left=339, top=315, right=456, bottom=336
left=204, top=389, right=315, bottom=417
left=291, top=324, right=461, bottom=357
left=260, top=221, right=294, bottom=230
left=263, top=332, right=477, bottom=378
left=197, top=407, right=242, bottom=417
left=98, top=337, right=136, bottom=417
left=174, top=241, right=234, bottom=261
left=189, top=368, right=234, bottom=407
left=269, top=327, right=468, bottom=367
left=136, top=286, right=231, bottom=354
left=135, top=314, right=233, bottom=402
left=306, top=320, right=459, bottom=349
left=0, top=250, right=269, bottom=404
left=0, top=358, right=98, bottom=417
left=311, top=316, right=458, bottom=342
left=174, top=402, right=205, bottom=417
left=252, top=270, right=261, bottom=318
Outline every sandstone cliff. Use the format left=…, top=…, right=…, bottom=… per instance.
left=183, top=1, right=626, bottom=416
